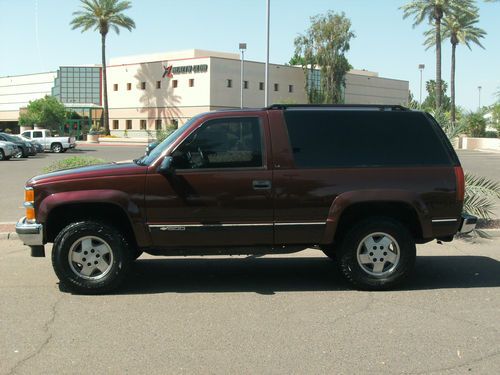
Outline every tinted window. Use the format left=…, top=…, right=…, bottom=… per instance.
left=33, top=131, right=43, bottom=138
left=284, top=110, right=451, bottom=168
left=172, top=118, right=263, bottom=169
left=22, top=132, right=31, bottom=139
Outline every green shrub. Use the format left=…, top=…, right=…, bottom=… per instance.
left=43, top=156, right=105, bottom=173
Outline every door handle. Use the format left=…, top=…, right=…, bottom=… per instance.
left=252, top=180, right=272, bottom=190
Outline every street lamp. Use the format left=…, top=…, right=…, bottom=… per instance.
left=239, top=43, right=247, bottom=109
left=265, top=0, right=270, bottom=107
left=478, top=86, right=482, bottom=110
left=418, top=64, right=425, bottom=108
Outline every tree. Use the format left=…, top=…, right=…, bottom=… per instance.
left=71, top=0, right=135, bottom=135
left=294, top=11, right=355, bottom=104
left=422, top=79, right=451, bottom=111
left=423, top=2, right=485, bottom=125
left=401, top=0, right=471, bottom=109
left=18, top=96, right=67, bottom=130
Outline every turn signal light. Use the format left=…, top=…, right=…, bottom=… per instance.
left=26, top=206, right=36, bottom=221
left=25, top=188, right=34, bottom=203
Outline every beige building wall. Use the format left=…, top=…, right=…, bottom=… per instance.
left=0, top=72, right=57, bottom=121
left=345, top=70, right=409, bottom=105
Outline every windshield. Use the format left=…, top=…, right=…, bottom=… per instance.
left=1, top=133, right=20, bottom=143
left=138, top=115, right=203, bottom=166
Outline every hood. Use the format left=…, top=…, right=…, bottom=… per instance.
left=28, top=160, right=147, bottom=186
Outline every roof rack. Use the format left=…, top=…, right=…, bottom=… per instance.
left=267, top=104, right=410, bottom=111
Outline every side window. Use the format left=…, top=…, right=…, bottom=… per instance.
left=22, top=132, right=31, bottom=139
left=172, top=118, right=263, bottom=169
left=32, top=131, right=43, bottom=138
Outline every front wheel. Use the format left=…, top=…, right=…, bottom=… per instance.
left=52, top=221, right=132, bottom=294
left=337, top=217, right=416, bottom=290
left=51, top=143, right=63, bottom=153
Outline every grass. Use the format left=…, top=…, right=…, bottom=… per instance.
left=43, top=156, right=106, bottom=173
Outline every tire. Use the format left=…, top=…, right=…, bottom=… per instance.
left=0, top=149, right=4, bottom=161
left=13, top=148, right=22, bottom=158
left=52, top=221, right=133, bottom=294
left=336, top=217, right=416, bottom=291
left=51, top=143, right=63, bottom=153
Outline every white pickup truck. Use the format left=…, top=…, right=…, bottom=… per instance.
left=21, top=129, right=76, bottom=153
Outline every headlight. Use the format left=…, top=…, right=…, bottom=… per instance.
left=24, top=187, right=35, bottom=223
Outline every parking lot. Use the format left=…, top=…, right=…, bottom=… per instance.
left=0, top=146, right=499, bottom=374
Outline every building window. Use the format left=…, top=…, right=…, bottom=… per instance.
left=141, top=82, right=146, bottom=90
left=156, top=81, right=161, bottom=89
left=126, top=120, right=132, bottom=129
left=155, top=119, right=162, bottom=130
left=226, top=79, right=232, bottom=88
left=259, top=82, right=264, bottom=91
left=127, top=83, right=132, bottom=91
left=113, top=84, right=118, bottom=91
left=189, top=79, right=194, bottom=87
left=172, top=80, right=178, bottom=88
left=288, top=84, right=294, bottom=93
left=140, top=119, right=147, bottom=130
left=274, top=83, right=279, bottom=92
left=244, top=80, right=249, bottom=89
left=113, top=120, right=119, bottom=129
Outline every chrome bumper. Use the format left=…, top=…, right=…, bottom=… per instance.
left=459, top=213, right=477, bottom=234
left=15, top=217, right=44, bottom=246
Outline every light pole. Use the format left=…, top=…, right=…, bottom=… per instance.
left=265, top=0, right=270, bottom=107
left=239, top=43, right=247, bottom=109
left=418, top=64, right=425, bottom=108
left=478, top=86, right=482, bottom=110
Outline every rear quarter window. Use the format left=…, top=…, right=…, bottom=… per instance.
left=284, top=110, right=452, bottom=168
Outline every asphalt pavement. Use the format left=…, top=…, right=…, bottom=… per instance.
left=1, top=239, right=499, bottom=374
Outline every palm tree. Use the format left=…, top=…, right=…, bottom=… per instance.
left=71, top=0, right=135, bottom=135
left=401, top=0, right=470, bottom=110
left=424, top=3, right=485, bottom=124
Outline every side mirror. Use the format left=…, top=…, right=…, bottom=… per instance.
left=145, top=141, right=159, bottom=156
left=158, top=156, right=175, bottom=175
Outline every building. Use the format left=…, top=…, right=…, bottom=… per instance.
left=0, top=49, right=409, bottom=137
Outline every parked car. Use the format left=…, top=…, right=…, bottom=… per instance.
left=0, top=132, right=34, bottom=158
left=16, top=134, right=44, bottom=153
left=0, top=140, right=17, bottom=161
left=16, top=104, right=476, bottom=294
left=21, top=129, right=76, bottom=153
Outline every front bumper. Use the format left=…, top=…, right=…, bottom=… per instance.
left=459, top=213, right=477, bottom=234
left=15, top=217, right=44, bottom=246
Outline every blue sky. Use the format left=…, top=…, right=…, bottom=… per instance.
left=0, top=0, right=498, bottom=110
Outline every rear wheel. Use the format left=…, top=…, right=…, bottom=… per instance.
left=337, top=217, right=416, bottom=290
left=13, top=148, right=22, bottom=158
left=0, top=150, right=4, bottom=161
left=52, top=221, right=132, bottom=294
left=51, top=143, right=63, bottom=153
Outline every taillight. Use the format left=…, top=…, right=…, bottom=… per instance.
left=454, top=166, right=465, bottom=202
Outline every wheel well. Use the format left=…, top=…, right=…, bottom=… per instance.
left=333, top=202, right=423, bottom=244
left=45, top=203, right=137, bottom=247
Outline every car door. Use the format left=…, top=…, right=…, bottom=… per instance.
left=30, top=131, right=46, bottom=148
left=145, top=114, right=274, bottom=248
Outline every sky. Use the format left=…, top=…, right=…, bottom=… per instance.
left=0, top=0, right=499, bottom=110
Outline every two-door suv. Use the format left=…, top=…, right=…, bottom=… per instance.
left=16, top=105, right=477, bottom=293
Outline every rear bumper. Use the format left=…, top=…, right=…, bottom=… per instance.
left=15, top=217, right=44, bottom=246
left=459, top=213, right=477, bottom=234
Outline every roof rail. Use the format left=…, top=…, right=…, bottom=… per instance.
left=267, top=104, right=410, bottom=111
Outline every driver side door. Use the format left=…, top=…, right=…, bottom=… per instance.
left=145, top=114, right=274, bottom=248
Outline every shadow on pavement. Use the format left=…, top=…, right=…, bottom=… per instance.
left=62, top=255, right=499, bottom=295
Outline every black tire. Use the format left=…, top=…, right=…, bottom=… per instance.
left=0, top=149, right=4, bottom=161
left=336, top=217, right=416, bottom=291
left=13, top=148, right=22, bottom=158
left=51, top=143, right=63, bottom=153
left=132, top=249, right=144, bottom=260
left=320, top=245, right=337, bottom=261
left=52, top=221, right=132, bottom=294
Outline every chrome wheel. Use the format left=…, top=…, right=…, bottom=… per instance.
left=68, top=236, right=114, bottom=280
left=356, top=232, right=400, bottom=277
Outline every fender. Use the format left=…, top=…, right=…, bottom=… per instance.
left=37, top=189, right=151, bottom=247
left=321, top=189, right=432, bottom=244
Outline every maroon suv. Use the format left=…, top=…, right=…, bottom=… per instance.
left=16, top=105, right=476, bottom=293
